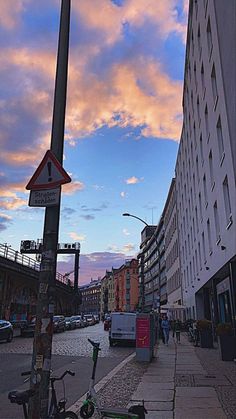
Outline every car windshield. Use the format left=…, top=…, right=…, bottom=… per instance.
left=53, top=316, right=61, bottom=321
left=65, top=317, right=71, bottom=321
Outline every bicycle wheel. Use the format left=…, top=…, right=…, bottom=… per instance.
left=79, top=403, right=95, bottom=418
left=57, top=411, right=79, bottom=419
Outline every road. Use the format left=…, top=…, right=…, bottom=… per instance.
left=0, top=322, right=135, bottom=418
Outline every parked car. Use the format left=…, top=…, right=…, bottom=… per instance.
left=109, top=312, right=136, bottom=346
left=53, top=315, right=66, bottom=332
left=84, top=314, right=95, bottom=326
left=65, top=316, right=76, bottom=330
left=21, top=316, right=36, bottom=337
left=93, top=314, right=100, bottom=324
left=0, top=320, right=13, bottom=342
left=70, top=315, right=83, bottom=328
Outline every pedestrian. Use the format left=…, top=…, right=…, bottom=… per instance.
left=161, top=314, right=170, bottom=345
left=159, top=315, right=165, bottom=343
left=174, top=319, right=181, bottom=343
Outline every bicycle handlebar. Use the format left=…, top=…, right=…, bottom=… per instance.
left=51, top=370, right=75, bottom=382
left=88, top=338, right=101, bottom=349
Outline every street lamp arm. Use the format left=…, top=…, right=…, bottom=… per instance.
left=122, top=213, right=149, bottom=227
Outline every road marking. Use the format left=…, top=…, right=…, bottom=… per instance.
left=68, top=351, right=136, bottom=413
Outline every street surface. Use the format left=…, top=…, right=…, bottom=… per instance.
left=0, top=322, right=135, bottom=418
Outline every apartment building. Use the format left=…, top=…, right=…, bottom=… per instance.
left=175, top=0, right=236, bottom=325
left=79, top=278, right=101, bottom=316
left=113, top=259, right=139, bottom=312
left=138, top=219, right=166, bottom=312
left=100, top=270, right=114, bottom=316
left=163, top=179, right=182, bottom=311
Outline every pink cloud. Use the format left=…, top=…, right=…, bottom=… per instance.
left=0, top=0, right=29, bottom=30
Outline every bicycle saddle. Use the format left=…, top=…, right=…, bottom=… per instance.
left=8, top=389, right=35, bottom=405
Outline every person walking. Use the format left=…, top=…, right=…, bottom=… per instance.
left=161, top=314, right=170, bottom=345
left=174, top=319, right=181, bottom=343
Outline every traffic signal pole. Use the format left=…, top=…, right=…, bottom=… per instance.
left=29, top=1, right=71, bottom=417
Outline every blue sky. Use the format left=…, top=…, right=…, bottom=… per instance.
left=0, top=0, right=188, bottom=283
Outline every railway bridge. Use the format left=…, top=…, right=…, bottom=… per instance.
left=0, top=244, right=78, bottom=325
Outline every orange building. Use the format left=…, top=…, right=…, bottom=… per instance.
left=113, top=259, right=139, bottom=312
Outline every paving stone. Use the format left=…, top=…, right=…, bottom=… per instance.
left=175, top=397, right=221, bottom=408
left=145, top=411, right=173, bottom=419
left=130, top=401, right=173, bottom=411
left=175, top=386, right=217, bottom=397
left=131, top=388, right=174, bottom=401
left=175, top=407, right=227, bottom=419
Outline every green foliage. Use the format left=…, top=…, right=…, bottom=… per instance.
left=216, top=322, right=233, bottom=336
left=196, top=319, right=212, bottom=331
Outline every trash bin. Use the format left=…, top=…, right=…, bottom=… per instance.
left=136, top=313, right=156, bottom=362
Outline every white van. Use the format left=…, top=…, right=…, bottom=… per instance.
left=109, top=312, right=136, bottom=346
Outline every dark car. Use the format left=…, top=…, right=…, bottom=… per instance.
left=21, top=317, right=36, bottom=337
left=0, top=320, right=13, bottom=342
left=53, top=315, right=66, bottom=332
left=65, top=316, right=76, bottom=330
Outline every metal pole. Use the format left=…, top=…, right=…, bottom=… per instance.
left=29, top=1, right=71, bottom=418
left=122, top=213, right=161, bottom=318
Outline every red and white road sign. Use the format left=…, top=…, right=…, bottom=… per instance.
left=26, top=150, right=71, bottom=190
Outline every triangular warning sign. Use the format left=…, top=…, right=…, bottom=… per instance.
left=26, top=150, right=71, bottom=190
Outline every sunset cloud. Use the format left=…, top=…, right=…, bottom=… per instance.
left=69, top=232, right=86, bottom=242
left=0, top=0, right=29, bottom=30
left=125, top=176, right=142, bottom=185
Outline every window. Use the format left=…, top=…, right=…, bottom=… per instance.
left=193, top=122, right=196, bottom=147
left=194, top=62, right=197, bottom=89
left=223, top=176, right=232, bottom=225
left=195, top=206, right=199, bottom=232
left=198, top=241, right=202, bottom=270
left=197, top=24, right=201, bottom=56
left=202, top=232, right=206, bottom=263
left=205, top=105, right=209, bottom=140
left=203, top=174, right=208, bottom=206
left=217, top=116, right=224, bottom=161
left=211, top=64, right=218, bottom=108
left=207, top=219, right=212, bottom=254
left=199, top=192, right=203, bottom=220
left=201, top=63, right=205, bottom=95
left=199, top=134, right=204, bottom=163
left=209, top=150, right=214, bottom=188
left=207, top=18, right=213, bottom=57
left=196, top=156, right=199, bottom=181
left=197, top=96, right=200, bottom=123
left=213, top=201, right=221, bottom=242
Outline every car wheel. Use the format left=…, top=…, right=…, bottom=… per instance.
left=7, top=331, right=13, bottom=342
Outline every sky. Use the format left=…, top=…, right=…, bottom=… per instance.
left=0, top=0, right=188, bottom=284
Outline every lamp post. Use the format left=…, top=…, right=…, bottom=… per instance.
left=122, top=213, right=161, bottom=317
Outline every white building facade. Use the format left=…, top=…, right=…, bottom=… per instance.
left=175, top=0, right=236, bottom=326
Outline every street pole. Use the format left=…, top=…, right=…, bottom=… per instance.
left=122, top=213, right=161, bottom=318
left=29, top=1, right=71, bottom=418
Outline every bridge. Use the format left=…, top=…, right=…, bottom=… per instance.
left=0, top=244, right=79, bottom=325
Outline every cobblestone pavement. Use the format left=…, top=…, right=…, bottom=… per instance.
left=195, top=344, right=236, bottom=419
left=0, top=323, right=133, bottom=357
left=81, top=358, right=148, bottom=419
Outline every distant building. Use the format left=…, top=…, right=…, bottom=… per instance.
left=113, top=259, right=139, bottom=312
left=100, top=270, right=114, bottom=316
left=79, top=278, right=101, bottom=315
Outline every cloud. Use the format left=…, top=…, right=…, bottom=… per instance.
left=68, top=232, right=86, bottom=242
left=80, top=214, right=95, bottom=221
left=57, top=251, right=136, bottom=284
left=62, top=180, right=85, bottom=195
left=0, top=0, right=29, bottom=30
left=107, top=242, right=136, bottom=254
left=122, top=228, right=130, bottom=236
left=120, top=191, right=128, bottom=198
left=0, top=213, right=12, bottom=232
left=125, top=176, right=142, bottom=185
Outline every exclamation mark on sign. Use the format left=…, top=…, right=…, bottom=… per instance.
left=47, top=161, right=52, bottom=182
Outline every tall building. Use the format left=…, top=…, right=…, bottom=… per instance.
left=163, top=179, right=182, bottom=312
left=138, top=218, right=166, bottom=312
left=175, top=0, right=236, bottom=325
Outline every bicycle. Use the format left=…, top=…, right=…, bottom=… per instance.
left=80, top=339, right=147, bottom=419
left=8, top=369, right=78, bottom=419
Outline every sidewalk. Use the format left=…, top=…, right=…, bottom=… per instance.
left=129, top=335, right=230, bottom=419
left=72, top=334, right=236, bottom=419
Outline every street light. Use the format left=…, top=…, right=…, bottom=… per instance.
left=122, top=213, right=161, bottom=317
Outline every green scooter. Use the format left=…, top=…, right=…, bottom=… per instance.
left=80, top=339, right=147, bottom=419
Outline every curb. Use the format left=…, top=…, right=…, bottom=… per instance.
left=68, top=352, right=136, bottom=413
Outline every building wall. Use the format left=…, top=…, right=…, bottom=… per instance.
left=114, top=260, right=139, bottom=312
left=175, top=0, right=236, bottom=322
left=163, top=179, right=182, bottom=307
left=79, top=279, right=101, bottom=315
